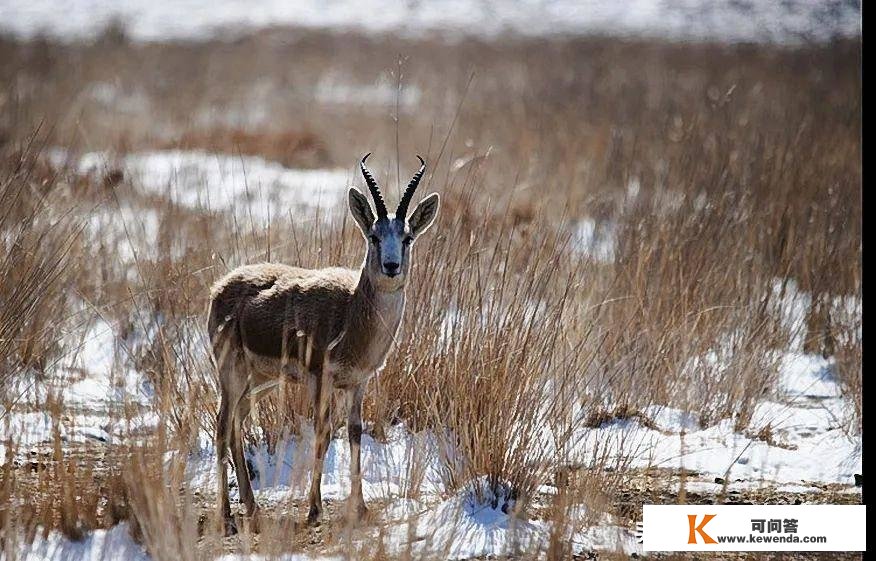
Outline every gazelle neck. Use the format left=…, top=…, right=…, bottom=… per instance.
left=351, top=269, right=406, bottom=326
left=332, top=268, right=406, bottom=373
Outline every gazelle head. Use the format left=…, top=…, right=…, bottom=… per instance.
left=348, top=154, right=440, bottom=290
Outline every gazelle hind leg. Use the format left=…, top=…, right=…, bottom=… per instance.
left=214, top=345, right=251, bottom=535
left=215, top=390, right=233, bottom=533
left=230, top=396, right=258, bottom=521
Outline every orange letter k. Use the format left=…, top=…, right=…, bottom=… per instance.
left=687, top=514, right=717, bottom=544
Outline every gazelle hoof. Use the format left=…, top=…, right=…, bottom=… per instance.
left=350, top=501, right=369, bottom=522
left=222, top=517, right=239, bottom=537
left=306, top=504, right=322, bottom=526
left=245, top=510, right=261, bottom=533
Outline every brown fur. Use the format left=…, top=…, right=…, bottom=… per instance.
left=208, top=263, right=404, bottom=384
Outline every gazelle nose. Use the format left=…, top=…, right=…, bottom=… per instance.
left=384, top=262, right=400, bottom=274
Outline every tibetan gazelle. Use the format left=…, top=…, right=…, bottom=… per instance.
left=207, top=154, right=439, bottom=532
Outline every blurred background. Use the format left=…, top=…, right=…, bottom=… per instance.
left=0, top=0, right=863, bottom=164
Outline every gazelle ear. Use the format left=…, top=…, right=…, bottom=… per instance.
left=408, top=193, right=440, bottom=237
left=348, top=188, right=375, bottom=235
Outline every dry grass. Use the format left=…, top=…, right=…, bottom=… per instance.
left=0, top=27, right=861, bottom=560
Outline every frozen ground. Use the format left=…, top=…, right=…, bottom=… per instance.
left=3, top=275, right=859, bottom=559
left=164, top=351, right=855, bottom=559
left=0, top=0, right=861, bottom=44
left=372, top=487, right=640, bottom=558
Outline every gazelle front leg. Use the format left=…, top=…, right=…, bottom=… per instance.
left=307, top=368, right=332, bottom=525
left=346, top=384, right=368, bottom=520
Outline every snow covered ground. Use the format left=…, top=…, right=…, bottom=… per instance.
left=167, top=351, right=857, bottom=559
left=3, top=523, right=338, bottom=561
left=373, top=487, right=640, bottom=558
left=182, top=424, right=643, bottom=558
left=3, top=321, right=862, bottom=559
left=70, top=150, right=351, bottom=226
left=8, top=331, right=859, bottom=558
left=567, top=353, right=861, bottom=485
left=2, top=317, right=156, bottom=454
left=2, top=220, right=861, bottom=560
left=179, top=354, right=859, bottom=496
left=572, top=218, right=617, bottom=263
left=0, top=0, right=860, bottom=44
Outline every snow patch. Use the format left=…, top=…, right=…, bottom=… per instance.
left=85, top=82, right=151, bottom=114
left=183, top=424, right=445, bottom=503
left=640, top=405, right=700, bottom=433
left=778, top=352, right=840, bottom=399
left=378, top=484, right=638, bottom=558
left=315, top=74, right=421, bottom=108
left=570, top=407, right=860, bottom=485
left=8, top=318, right=152, bottom=411
left=7, top=523, right=148, bottom=561
left=73, top=150, right=350, bottom=225
left=774, top=483, right=827, bottom=493
left=572, top=218, right=616, bottom=263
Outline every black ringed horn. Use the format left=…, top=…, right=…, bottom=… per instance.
left=396, top=155, right=426, bottom=219
left=360, top=153, right=388, bottom=218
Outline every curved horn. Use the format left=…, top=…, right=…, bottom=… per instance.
left=396, top=155, right=426, bottom=219
left=360, top=153, right=388, bottom=218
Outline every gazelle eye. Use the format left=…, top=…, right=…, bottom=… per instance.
left=369, top=235, right=380, bottom=245
left=402, top=236, right=413, bottom=246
